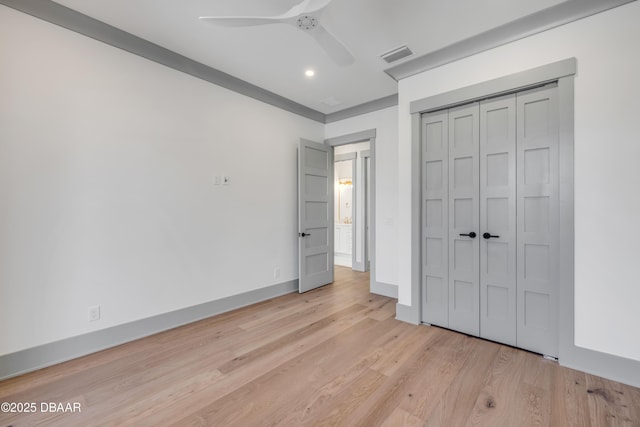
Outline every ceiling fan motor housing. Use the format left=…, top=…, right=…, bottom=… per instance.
left=297, top=15, right=318, bottom=30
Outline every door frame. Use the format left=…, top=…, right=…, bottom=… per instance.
left=361, top=150, right=371, bottom=272
left=325, top=129, right=377, bottom=292
left=404, top=58, right=576, bottom=364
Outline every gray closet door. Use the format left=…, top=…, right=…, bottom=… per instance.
left=516, top=85, right=559, bottom=357
left=448, top=103, right=480, bottom=336
left=479, top=95, right=517, bottom=345
left=421, top=110, right=449, bottom=327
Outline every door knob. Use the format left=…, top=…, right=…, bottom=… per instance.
left=459, top=232, right=476, bottom=238
left=299, top=232, right=311, bottom=237
left=483, top=232, right=500, bottom=239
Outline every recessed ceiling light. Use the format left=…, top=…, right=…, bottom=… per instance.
left=305, top=69, right=315, bottom=77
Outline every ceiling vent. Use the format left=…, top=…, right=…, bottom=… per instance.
left=380, top=45, right=413, bottom=64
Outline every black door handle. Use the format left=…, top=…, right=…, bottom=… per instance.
left=483, top=232, right=500, bottom=239
left=299, top=232, right=311, bottom=237
left=459, top=232, right=476, bottom=238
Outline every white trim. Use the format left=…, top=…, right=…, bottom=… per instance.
left=410, top=58, right=576, bottom=114
left=326, top=129, right=376, bottom=146
left=325, top=95, right=398, bottom=124
left=395, top=303, right=420, bottom=325
left=371, top=281, right=398, bottom=299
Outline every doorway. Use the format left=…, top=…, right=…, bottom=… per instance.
left=326, top=129, right=377, bottom=292
left=297, top=129, right=378, bottom=294
left=334, top=142, right=370, bottom=272
left=334, top=153, right=355, bottom=268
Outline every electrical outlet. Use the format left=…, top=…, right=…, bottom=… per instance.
left=274, top=268, right=281, bottom=279
left=223, top=176, right=230, bottom=185
left=213, top=175, right=221, bottom=186
left=88, top=305, right=101, bottom=322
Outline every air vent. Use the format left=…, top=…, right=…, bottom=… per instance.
left=380, top=45, right=413, bottom=64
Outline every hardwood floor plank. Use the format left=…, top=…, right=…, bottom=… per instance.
left=398, top=331, right=478, bottom=421
left=168, top=318, right=399, bottom=427
left=1, top=266, right=639, bottom=427
left=423, top=338, right=500, bottom=427
left=217, top=303, right=367, bottom=374
left=585, top=371, right=640, bottom=426
left=380, top=408, right=425, bottom=427
left=369, top=322, right=435, bottom=377
left=550, top=367, right=592, bottom=427
left=342, top=329, right=462, bottom=427
left=466, top=346, right=530, bottom=426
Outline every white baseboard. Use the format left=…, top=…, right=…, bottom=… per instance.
left=395, top=302, right=420, bottom=325
left=371, top=281, right=398, bottom=298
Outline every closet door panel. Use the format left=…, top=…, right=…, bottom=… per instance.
left=448, top=103, right=480, bottom=336
left=516, top=85, right=559, bottom=357
left=421, top=111, right=449, bottom=326
left=480, top=95, right=517, bottom=345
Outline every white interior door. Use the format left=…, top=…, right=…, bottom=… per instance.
left=298, top=139, right=333, bottom=293
left=516, top=85, right=560, bottom=357
left=479, top=94, right=517, bottom=345
left=448, top=103, right=480, bottom=336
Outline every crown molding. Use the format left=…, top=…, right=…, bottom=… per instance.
left=385, top=0, right=636, bottom=81
left=0, top=0, right=326, bottom=123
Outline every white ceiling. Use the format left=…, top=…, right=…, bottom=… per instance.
left=51, top=0, right=568, bottom=114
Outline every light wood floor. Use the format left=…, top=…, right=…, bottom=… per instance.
left=1, top=267, right=639, bottom=426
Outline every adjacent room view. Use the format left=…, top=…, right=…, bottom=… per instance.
left=1, top=0, right=640, bottom=425
left=333, top=141, right=371, bottom=272
left=334, top=157, right=354, bottom=268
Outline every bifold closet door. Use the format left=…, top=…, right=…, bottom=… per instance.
left=448, top=103, right=480, bottom=336
left=516, top=84, right=559, bottom=357
left=421, top=110, right=449, bottom=327
left=420, top=85, right=560, bottom=356
left=479, top=95, right=517, bottom=346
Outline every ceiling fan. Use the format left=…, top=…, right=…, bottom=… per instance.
left=199, top=0, right=355, bottom=66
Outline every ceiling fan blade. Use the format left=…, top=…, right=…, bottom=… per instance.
left=198, top=16, right=285, bottom=27
left=310, top=24, right=355, bottom=66
left=200, top=0, right=331, bottom=26
left=200, top=0, right=334, bottom=27
left=299, top=0, right=333, bottom=14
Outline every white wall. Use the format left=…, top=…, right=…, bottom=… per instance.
left=325, top=106, right=399, bottom=287
left=0, top=6, right=323, bottom=356
left=397, top=2, right=640, bottom=361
